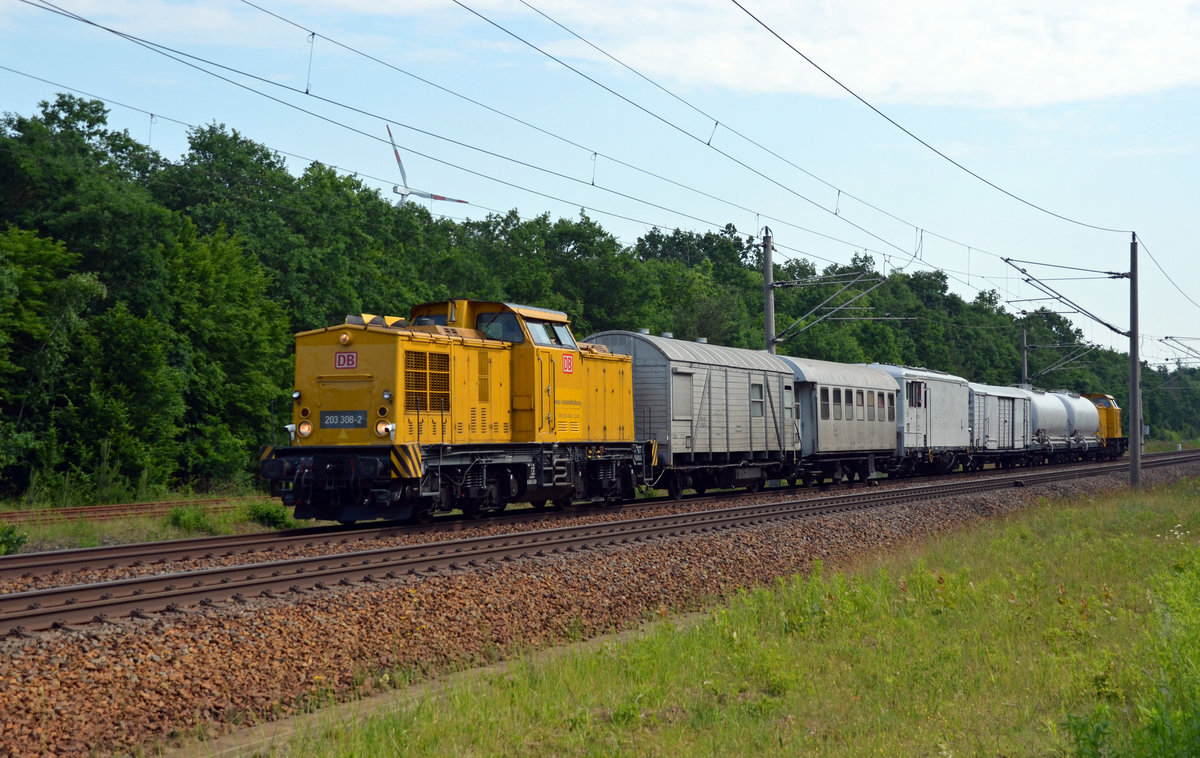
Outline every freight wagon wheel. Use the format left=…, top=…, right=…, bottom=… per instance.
left=554, top=497, right=575, bottom=510
left=529, top=500, right=548, bottom=511
left=411, top=507, right=434, bottom=525
left=667, top=477, right=684, bottom=500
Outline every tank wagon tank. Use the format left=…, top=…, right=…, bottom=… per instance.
left=1051, top=390, right=1103, bottom=459
left=259, top=300, right=647, bottom=523
left=1028, top=388, right=1071, bottom=461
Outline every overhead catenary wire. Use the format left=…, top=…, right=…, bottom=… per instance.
left=20, top=0, right=742, bottom=237
left=728, top=0, right=1132, bottom=236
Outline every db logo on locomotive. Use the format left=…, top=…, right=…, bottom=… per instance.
left=562, top=354, right=574, bottom=374
left=335, top=352, right=358, bottom=369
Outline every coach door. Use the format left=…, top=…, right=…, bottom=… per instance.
left=998, top=396, right=1015, bottom=449
left=904, top=380, right=928, bottom=448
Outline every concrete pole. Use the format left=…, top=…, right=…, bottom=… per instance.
left=763, top=228, right=776, bottom=354
left=1130, top=232, right=1141, bottom=488
left=1021, top=327, right=1028, bottom=385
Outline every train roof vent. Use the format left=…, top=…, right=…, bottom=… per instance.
left=637, top=328, right=650, bottom=334
left=695, top=337, right=708, bottom=344
left=661, top=332, right=674, bottom=338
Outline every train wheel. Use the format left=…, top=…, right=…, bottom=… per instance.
left=694, top=486, right=707, bottom=496
left=529, top=500, right=548, bottom=511
left=463, top=501, right=483, bottom=520
left=554, top=497, right=575, bottom=510
left=410, top=506, right=434, bottom=525
left=667, top=477, right=684, bottom=500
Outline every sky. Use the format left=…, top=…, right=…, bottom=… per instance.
left=3, top=0, right=1199, bottom=368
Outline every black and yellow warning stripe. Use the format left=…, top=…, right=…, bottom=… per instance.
left=391, top=443, right=424, bottom=479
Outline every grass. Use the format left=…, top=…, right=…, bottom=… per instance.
left=1, top=497, right=299, bottom=552
left=263, top=477, right=1200, bottom=757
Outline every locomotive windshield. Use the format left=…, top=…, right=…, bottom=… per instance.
left=526, top=319, right=577, bottom=350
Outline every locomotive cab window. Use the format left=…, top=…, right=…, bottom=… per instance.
left=527, top=319, right=578, bottom=350
left=475, top=312, right=525, bottom=343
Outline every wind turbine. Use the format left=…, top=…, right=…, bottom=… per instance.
left=386, top=125, right=468, bottom=205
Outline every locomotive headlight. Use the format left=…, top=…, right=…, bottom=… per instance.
left=339, top=332, right=352, bottom=345
left=374, top=420, right=395, bottom=438
left=297, top=420, right=314, bottom=437
left=291, top=390, right=301, bottom=403
left=382, top=389, right=393, bottom=402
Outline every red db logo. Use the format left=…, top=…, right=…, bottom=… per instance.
left=562, top=354, right=574, bottom=374
left=335, top=352, right=358, bottom=369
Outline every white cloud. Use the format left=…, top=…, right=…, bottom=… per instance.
left=509, top=0, right=1200, bottom=108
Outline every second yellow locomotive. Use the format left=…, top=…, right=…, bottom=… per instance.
left=260, top=299, right=647, bottom=522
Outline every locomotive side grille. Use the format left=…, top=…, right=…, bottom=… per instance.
left=405, top=351, right=452, bottom=414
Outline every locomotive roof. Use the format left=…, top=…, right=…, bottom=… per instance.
left=587, top=330, right=792, bottom=374
left=409, top=299, right=569, bottom=323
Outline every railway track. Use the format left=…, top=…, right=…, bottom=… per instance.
left=3, top=450, right=1195, bottom=636
left=0, top=498, right=244, bottom=525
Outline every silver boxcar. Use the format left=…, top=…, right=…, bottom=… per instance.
left=967, top=382, right=1033, bottom=468
left=587, top=330, right=797, bottom=493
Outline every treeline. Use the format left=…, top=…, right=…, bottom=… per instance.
left=1, top=95, right=1195, bottom=503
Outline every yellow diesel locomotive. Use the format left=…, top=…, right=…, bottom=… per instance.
left=259, top=299, right=648, bottom=522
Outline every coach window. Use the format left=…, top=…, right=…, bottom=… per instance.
left=856, top=390, right=865, bottom=421
left=844, top=388, right=854, bottom=420
left=888, top=392, right=896, bottom=421
left=783, top=385, right=793, bottom=419
left=821, top=387, right=831, bottom=420
left=793, top=385, right=802, bottom=421
left=832, top=388, right=842, bottom=420
left=867, top=390, right=876, bottom=421
left=750, top=382, right=764, bottom=418
left=877, top=392, right=886, bottom=421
